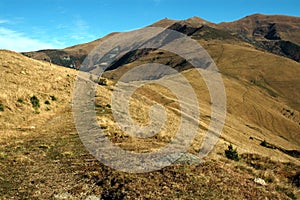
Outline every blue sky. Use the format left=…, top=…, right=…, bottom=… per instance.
left=0, top=0, right=299, bottom=52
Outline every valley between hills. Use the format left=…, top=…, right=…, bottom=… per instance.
left=0, top=14, right=300, bottom=199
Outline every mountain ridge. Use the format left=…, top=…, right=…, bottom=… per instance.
left=21, top=14, right=300, bottom=113
left=23, top=13, right=300, bottom=68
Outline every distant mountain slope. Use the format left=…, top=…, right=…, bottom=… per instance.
left=218, top=14, right=300, bottom=45
left=22, top=14, right=300, bottom=113
left=218, top=14, right=300, bottom=61
left=23, top=14, right=300, bottom=70
left=22, top=32, right=118, bottom=69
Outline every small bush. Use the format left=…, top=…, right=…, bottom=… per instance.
left=225, top=144, right=240, bottom=161
left=44, top=100, right=50, bottom=105
left=50, top=95, right=57, bottom=101
left=17, top=98, right=24, bottom=103
left=98, top=78, right=107, bottom=86
left=260, top=140, right=276, bottom=149
left=30, top=96, right=40, bottom=110
left=290, top=172, right=300, bottom=187
left=0, top=102, right=4, bottom=111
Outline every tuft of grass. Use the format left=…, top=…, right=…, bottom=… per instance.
left=275, top=185, right=296, bottom=200
left=289, top=171, right=300, bottom=187
left=98, top=78, right=107, bottom=86
left=0, top=102, right=4, bottom=111
left=17, top=98, right=24, bottom=103
left=30, top=96, right=40, bottom=110
left=260, top=140, right=276, bottom=149
left=50, top=95, right=57, bottom=101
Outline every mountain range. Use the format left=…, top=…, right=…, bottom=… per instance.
left=23, top=14, right=300, bottom=67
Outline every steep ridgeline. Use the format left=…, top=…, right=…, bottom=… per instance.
left=23, top=14, right=300, bottom=71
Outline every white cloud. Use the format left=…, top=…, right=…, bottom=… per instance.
left=0, top=19, right=10, bottom=24
left=0, top=27, right=57, bottom=52
left=69, top=17, right=96, bottom=41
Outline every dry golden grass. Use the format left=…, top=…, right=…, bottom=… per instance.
left=0, top=44, right=299, bottom=200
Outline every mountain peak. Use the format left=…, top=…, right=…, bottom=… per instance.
left=183, top=16, right=214, bottom=27
left=150, top=18, right=179, bottom=28
left=186, top=16, right=209, bottom=23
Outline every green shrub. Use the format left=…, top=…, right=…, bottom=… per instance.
left=44, top=100, right=50, bottom=105
left=98, top=78, right=107, bottom=86
left=0, top=102, right=4, bottom=112
left=260, top=140, right=276, bottom=149
left=290, top=171, right=300, bottom=187
left=30, top=96, right=40, bottom=110
left=17, top=98, right=24, bottom=103
left=50, top=95, right=57, bottom=101
left=225, top=144, right=240, bottom=161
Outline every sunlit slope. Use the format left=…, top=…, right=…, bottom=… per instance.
left=0, top=50, right=77, bottom=139
left=0, top=49, right=299, bottom=199
left=203, top=41, right=300, bottom=111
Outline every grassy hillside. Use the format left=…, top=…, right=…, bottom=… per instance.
left=0, top=48, right=299, bottom=199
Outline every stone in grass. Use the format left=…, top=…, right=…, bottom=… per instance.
left=156, top=152, right=202, bottom=166
left=254, top=177, right=267, bottom=186
left=174, top=153, right=202, bottom=165
left=53, top=192, right=73, bottom=199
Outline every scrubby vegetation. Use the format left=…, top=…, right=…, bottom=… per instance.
left=44, top=100, right=50, bottom=105
left=50, top=95, right=57, bottom=101
left=17, top=98, right=24, bottom=103
left=225, top=144, right=240, bottom=161
left=0, top=102, right=4, bottom=111
left=30, top=95, right=40, bottom=110
left=260, top=140, right=276, bottom=149
left=289, top=171, right=300, bottom=187
left=98, top=78, right=108, bottom=86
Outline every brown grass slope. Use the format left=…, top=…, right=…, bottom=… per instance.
left=218, top=14, right=300, bottom=45
left=218, top=14, right=300, bottom=62
left=0, top=45, right=300, bottom=200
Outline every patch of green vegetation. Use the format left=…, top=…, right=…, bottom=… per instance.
left=289, top=172, right=300, bottom=187
left=98, top=78, right=108, bottom=86
left=259, top=140, right=300, bottom=158
left=44, top=100, right=50, bottom=105
left=100, top=125, right=108, bottom=129
left=95, top=103, right=112, bottom=115
left=260, top=140, right=276, bottom=149
left=275, top=185, right=296, bottom=200
left=50, top=95, right=57, bottom=101
left=30, top=96, right=40, bottom=110
left=225, top=144, right=240, bottom=161
left=0, top=102, right=4, bottom=112
left=279, top=41, right=300, bottom=62
left=192, top=26, right=237, bottom=40
left=17, top=98, right=24, bottom=103
left=252, top=81, right=278, bottom=98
